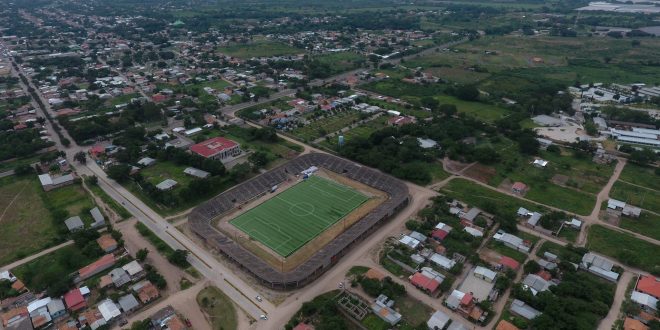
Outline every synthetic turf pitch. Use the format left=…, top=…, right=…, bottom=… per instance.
left=230, top=175, right=368, bottom=257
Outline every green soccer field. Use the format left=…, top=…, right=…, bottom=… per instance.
left=230, top=175, right=369, bottom=257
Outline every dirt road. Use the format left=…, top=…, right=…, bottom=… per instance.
left=598, top=271, right=633, bottom=330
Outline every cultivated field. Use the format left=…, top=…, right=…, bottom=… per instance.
left=230, top=175, right=369, bottom=256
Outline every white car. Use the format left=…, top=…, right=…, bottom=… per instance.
left=260, top=315, right=268, bottom=320
left=255, top=295, right=263, bottom=302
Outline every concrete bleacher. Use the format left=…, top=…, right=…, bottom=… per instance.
left=188, top=153, right=410, bottom=289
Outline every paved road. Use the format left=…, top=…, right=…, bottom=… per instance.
left=0, top=240, right=73, bottom=272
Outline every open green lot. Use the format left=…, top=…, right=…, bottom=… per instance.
left=140, top=161, right=195, bottom=187
left=45, top=183, right=98, bottom=226
left=0, top=176, right=60, bottom=265
left=441, top=178, right=546, bottom=217
left=230, top=175, right=368, bottom=257
left=314, top=51, right=365, bottom=76
left=197, top=286, right=238, bottom=330
left=433, top=95, right=511, bottom=123
left=217, top=40, right=303, bottom=58
left=610, top=181, right=660, bottom=214
left=618, top=163, right=660, bottom=192
left=292, top=111, right=364, bottom=142
left=12, top=245, right=101, bottom=293
left=619, top=212, right=660, bottom=242
left=487, top=241, right=528, bottom=263
left=587, top=225, right=660, bottom=274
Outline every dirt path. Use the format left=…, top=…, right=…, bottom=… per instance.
left=0, top=240, right=73, bottom=272
left=598, top=271, right=633, bottom=330
left=0, top=182, right=27, bottom=222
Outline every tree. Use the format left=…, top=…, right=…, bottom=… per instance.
left=167, top=249, right=190, bottom=268
left=455, top=85, right=479, bottom=101
left=130, top=319, right=152, bottom=330
left=629, top=148, right=658, bottom=165
left=74, top=151, right=87, bottom=164
left=420, top=96, right=439, bottom=110
left=107, top=164, right=131, bottom=183
left=248, top=151, right=269, bottom=168
left=136, top=248, right=149, bottom=262
left=61, top=138, right=71, bottom=147
left=524, top=260, right=541, bottom=274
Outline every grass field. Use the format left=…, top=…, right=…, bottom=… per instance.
left=217, top=40, right=303, bottom=58
left=230, top=175, right=368, bottom=257
left=196, top=286, right=238, bottom=330
left=292, top=111, right=363, bottom=142
left=610, top=181, right=660, bottom=214
left=618, top=163, right=660, bottom=192
left=619, top=212, right=660, bottom=241
left=140, top=161, right=194, bottom=187
left=0, top=176, right=60, bottom=265
left=587, top=225, right=660, bottom=274
left=441, top=178, right=546, bottom=217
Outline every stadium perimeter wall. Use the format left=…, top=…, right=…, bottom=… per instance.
left=188, top=153, right=410, bottom=289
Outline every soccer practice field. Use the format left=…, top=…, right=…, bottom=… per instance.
left=230, top=175, right=369, bottom=257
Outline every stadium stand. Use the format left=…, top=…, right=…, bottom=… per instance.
left=188, top=153, right=410, bottom=289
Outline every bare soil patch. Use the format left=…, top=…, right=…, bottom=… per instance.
left=463, top=163, right=496, bottom=184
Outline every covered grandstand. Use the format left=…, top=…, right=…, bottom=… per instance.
left=188, top=153, right=410, bottom=289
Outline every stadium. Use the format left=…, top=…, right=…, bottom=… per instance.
left=189, top=153, right=410, bottom=289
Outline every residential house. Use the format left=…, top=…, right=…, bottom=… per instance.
left=580, top=253, right=620, bottom=282
left=409, top=231, right=427, bottom=243
left=6, top=316, right=33, bottom=330
left=496, top=320, right=520, bottom=330
left=399, top=235, right=421, bottom=249
left=371, top=295, right=401, bottom=326
left=156, top=179, right=178, bottom=191
left=137, top=157, right=156, bottom=167
left=150, top=306, right=176, bottom=330
left=89, top=207, right=105, bottom=228
left=493, top=231, right=531, bottom=253
left=63, top=288, right=86, bottom=312
left=38, top=173, right=75, bottom=191
left=533, top=159, right=548, bottom=168
left=429, top=253, right=456, bottom=271
left=183, top=167, right=210, bottom=179
left=46, top=299, right=66, bottom=320
left=78, top=254, right=116, bottom=282
left=132, top=281, right=160, bottom=304
left=409, top=267, right=445, bottom=296
left=64, top=216, right=84, bottom=232
left=512, top=182, right=528, bottom=195
left=78, top=308, right=106, bottom=330
left=522, top=274, right=553, bottom=295
left=509, top=299, right=541, bottom=320
left=118, top=294, right=140, bottom=314
left=96, top=234, right=118, bottom=253
left=122, top=261, right=145, bottom=280
left=426, top=310, right=451, bottom=330
left=97, top=300, right=121, bottom=322
left=109, top=268, right=131, bottom=288
left=473, top=266, right=497, bottom=283
left=459, top=208, right=481, bottom=224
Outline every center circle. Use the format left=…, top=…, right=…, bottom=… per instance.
left=290, top=202, right=315, bottom=216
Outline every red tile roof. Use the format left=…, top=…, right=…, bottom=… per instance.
left=293, top=323, right=315, bottom=330
left=512, top=182, right=527, bottom=191
left=460, top=293, right=473, bottom=306
left=431, top=229, right=449, bottom=241
left=637, top=275, right=660, bottom=299
left=410, top=272, right=440, bottom=293
left=64, top=289, right=86, bottom=311
left=536, top=270, right=552, bottom=281
left=78, top=254, right=115, bottom=280
left=499, top=256, right=520, bottom=270
left=190, top=137, right=238, bottom=158
left=496, top=320, right=520, bottom=330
